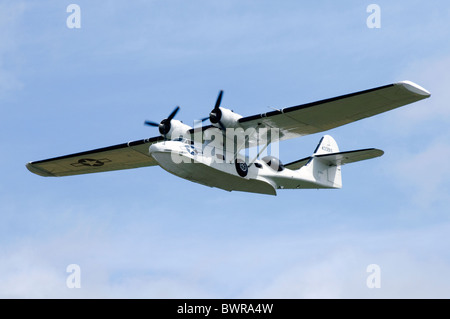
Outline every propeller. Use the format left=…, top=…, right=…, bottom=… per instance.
left=209, top=90, right=225, bottom=130
left=144, top=106, right=180, bottom=139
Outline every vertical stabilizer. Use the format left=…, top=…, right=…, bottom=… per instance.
left=313, top=134, right=340, bottom=155
left=310, top=135, right=342, bottom=188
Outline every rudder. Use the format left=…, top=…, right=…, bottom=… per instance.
left=310, top=135, right=342, bottom=188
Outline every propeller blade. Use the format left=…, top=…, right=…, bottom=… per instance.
left=214, top=90, right=223, bottom=110
left=144, top=120, right=160, bottom=127
left=167, top=106, right=180, bottom=121
left=200, top=116, right=209, bottom=122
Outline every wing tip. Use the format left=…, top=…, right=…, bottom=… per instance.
left=26, top=162, right=54, bottom=177
left=396, top=80, right=431, bottom=97
left=374, top=148, right=384, bottom=158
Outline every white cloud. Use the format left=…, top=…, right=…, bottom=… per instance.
left=2, top=219, right=450, bottom=298
left=239, top=223, right=450, bottom=299
left=0, top=246, right=64, bottom=298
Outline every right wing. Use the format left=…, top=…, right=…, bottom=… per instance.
left=26, top=136, right=163, bottom=177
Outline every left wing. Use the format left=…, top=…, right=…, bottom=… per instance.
left=188, top=81, right=430, bottom=155
left=238, top=81, right=431, bottom=142
left=26, top=136, right=163, bottom=177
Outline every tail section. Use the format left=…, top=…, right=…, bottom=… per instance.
left=310, top=135, right=342, bottom=188
left=284, top=135, right=384, bottom=189
left=313, top=134, right=339, bottom=155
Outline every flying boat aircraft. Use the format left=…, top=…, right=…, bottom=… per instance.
left=26, top=81, right=430, bottom=195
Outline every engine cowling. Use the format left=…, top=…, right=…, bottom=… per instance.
left=161, top=119, right=192, bottom=140
left=145, top=106, right=193, bottom=140
left=209, top=107, right=243, bottom=129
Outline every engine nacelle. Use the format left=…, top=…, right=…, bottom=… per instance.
left=163, top=119, right=192, bottom=140
left=210, top=107, right=243, bottom=129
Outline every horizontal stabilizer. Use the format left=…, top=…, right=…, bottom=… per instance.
left=285, top=148, right=383, bottom=170
left=284, top=157, right=311, bottom=170
left=316, top=148, right=384, bottom=165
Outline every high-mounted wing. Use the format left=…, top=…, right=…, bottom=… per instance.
left=26, top=136, right=163, bottom=177
left=238, top=81, right=430, bottom=142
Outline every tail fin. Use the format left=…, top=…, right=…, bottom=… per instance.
left=284, top=135, right=340, bottom=171
left=310, top=135, right=342, bottom=188
left=313, top=134, right=339, bottom=155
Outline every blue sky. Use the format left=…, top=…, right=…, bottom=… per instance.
left=1, top=0, right=450, bottom=298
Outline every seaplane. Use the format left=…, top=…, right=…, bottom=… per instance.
left=26, top=81, right=430, bottom=195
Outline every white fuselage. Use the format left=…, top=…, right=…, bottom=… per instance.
left=149, top=139, right=340, bottom=195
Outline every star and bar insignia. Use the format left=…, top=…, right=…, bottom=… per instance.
left=71, top=158, right=111, bottom=167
